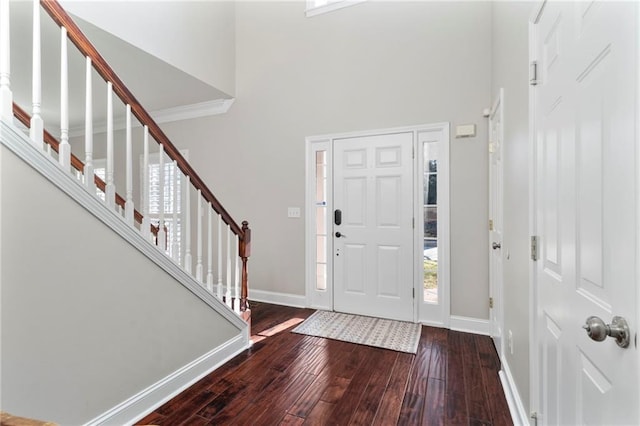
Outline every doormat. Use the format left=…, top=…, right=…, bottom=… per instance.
left=292, top=310, right=421, bottom=354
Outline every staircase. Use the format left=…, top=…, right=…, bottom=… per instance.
left=0, top=0, right=251, bottom=423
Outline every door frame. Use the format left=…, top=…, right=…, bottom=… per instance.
left=489, top=88, right=505, bottom=358
left=305, top=122, right=450, bottom=325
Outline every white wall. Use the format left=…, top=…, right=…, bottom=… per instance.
left=61, top=0, right=236, bottom=97
left=0, top=144, right=241, bottom=424
left=157, top=1, right=492, bottom=319
left=491, top=0, right=534, bottom=414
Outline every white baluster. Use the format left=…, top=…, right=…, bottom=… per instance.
left=196, top=190, right=203, bottom=282
left=217, top=213, right=223, bottom=299
left=105, top=82, right=115, bottom=209
left=0, top=0, right=12, bottom=121
left=84, top=57, right=95, bottom=193
left=141, top=126, right=150, bottom=240
left=184, top=178, right=192, bottom=274
left=206, top=205, right=214, bottom=293
left=234, top=235, right=240, bottom=303
left=58, top=27, right=70, bottom=172
left=124, top=104, right=134, bottom=225
left=29, top=0, right=43, bottom=149
left=171, top=160, right=179, bottom=263
left=158, top=145, right=166, bottom=251
left=226, top=224, right=232, bottom=306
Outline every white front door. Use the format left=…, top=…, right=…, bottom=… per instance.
left=532, top=2, right=639, bottom=424
left=489, top=89, right=504, bottom=355
left=333, top=132, right=414, bottom=322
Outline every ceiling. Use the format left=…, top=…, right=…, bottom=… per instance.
left=9, top=2, right=228, bottom=135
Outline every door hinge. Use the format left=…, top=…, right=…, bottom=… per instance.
left=489, top=219, right=494, bottom=231
left=412, top=217, right=415, bottom=229
left=531, top=235, right=539, bottom=261
left=489, top=142, right=495, bottom=153
left=530, top=61, right=539, bottom=86
left=489, top=297, right=494, bottom=309
left=413, top=288, right=415, bottom=299
left=412, top=145, right=415, bottom=159
left=531, top=412, right=539, bottom=426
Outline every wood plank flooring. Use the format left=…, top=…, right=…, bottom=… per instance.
left=137, top=302, right=512, bottom=426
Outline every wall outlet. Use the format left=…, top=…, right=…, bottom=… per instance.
left=508, top=330, right=514, bottom=355
left=287, top=207, right=301, bottom=218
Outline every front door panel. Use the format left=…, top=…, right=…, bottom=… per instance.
left=333, top=132, right=414, bottom=322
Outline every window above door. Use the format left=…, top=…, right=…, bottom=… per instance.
left=306, top=0, right=367, bottom=18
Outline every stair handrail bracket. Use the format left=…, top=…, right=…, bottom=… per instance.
left=2, top=0, right=251, bottom=316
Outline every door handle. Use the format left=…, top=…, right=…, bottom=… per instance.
left=492, top=242, right=501, bottom=250
left=335, top=232, right=346, bottom=238
left=583, top=316, right=630, bottom=348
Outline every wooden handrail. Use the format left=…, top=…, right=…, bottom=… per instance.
left=40, top=0, right=244, bottom=238
left=12, top=102, right=157, bottom=235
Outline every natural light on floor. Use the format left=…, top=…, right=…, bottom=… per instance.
left=251, top=317, right=305, bottom=344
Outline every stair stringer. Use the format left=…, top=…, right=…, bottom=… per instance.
left=0, top=119, right=251, bottom=424
left=0, top=120, right=248, bottom=332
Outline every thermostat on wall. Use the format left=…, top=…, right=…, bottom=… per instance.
left=455, top=124, right=476, bottom=138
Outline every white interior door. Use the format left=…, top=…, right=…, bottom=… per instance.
left=489, top=89, right=504, bottom=355
left=532, top=2, right=639, bottom=424
left=333, top=132, right=414, bottom=322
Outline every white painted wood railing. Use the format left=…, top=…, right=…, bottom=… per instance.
left=1, top=0, right=251, bottom=315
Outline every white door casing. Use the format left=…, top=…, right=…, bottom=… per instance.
left=489, top=89, right=504, bottom=356
left=333, top=132, right=414, bottom=322
left=305, top=123, right=450, bottom=325
left=531, top=2, right=639, bottom=425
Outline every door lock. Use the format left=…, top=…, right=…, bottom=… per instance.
left=334, top=209, right=342, bottom=225
left=583, top=316, right=631, bottom=348
left=492, top=242, right=501, bottom=250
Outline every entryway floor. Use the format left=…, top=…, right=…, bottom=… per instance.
left=137, top=302, right=512, bottom=425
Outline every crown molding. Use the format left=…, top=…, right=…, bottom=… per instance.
left=68, top=98, right=235, bottom=138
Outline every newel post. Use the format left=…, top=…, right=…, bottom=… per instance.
left=239, top=221, right=251, bottom=312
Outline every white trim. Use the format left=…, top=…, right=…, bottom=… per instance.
left=304, top=138, right=333, bottom=311
left=305, top=123, right=450, bottom=325
left=636, top=1, right=640, bottom=418
left=151, top=99, right=235, bottom=124
left=415, top=123, right=451, bottom=327
left=488, top=88, right=505, bottom=357
left=528, top=10, right=541, bottom=420
left=449, top=315, right=490, bottom=336
left=68, top=98, right=235, bottom=138
left=499, top=358, right=530, bottom=426
left=0, top=120, right=248, bottom=332
left=86, top=334, right=249, bottom=426
left=250, top=289, right=307, bottom=308
left=305, top=0, right=366, bottom=18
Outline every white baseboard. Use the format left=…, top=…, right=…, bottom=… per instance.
left=85, top=334, right=249, bottom=426
left=449, top=315, right=490, bottom=335
left=499, top=358, right=530, bottom=426
left=250, top=289, right=307, bottom=308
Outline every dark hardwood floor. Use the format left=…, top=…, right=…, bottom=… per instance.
left=137, top=302, right=513, bottom=426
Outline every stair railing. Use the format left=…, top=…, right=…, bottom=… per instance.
left=0, top=0, right=251, bottom=313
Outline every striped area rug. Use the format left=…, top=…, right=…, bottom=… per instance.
left=292, top=310, right=421, bottom=354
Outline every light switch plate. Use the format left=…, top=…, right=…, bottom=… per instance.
left=288, top=207, right=301, bottom=218
left=455, top=124, right=476, bottom=138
